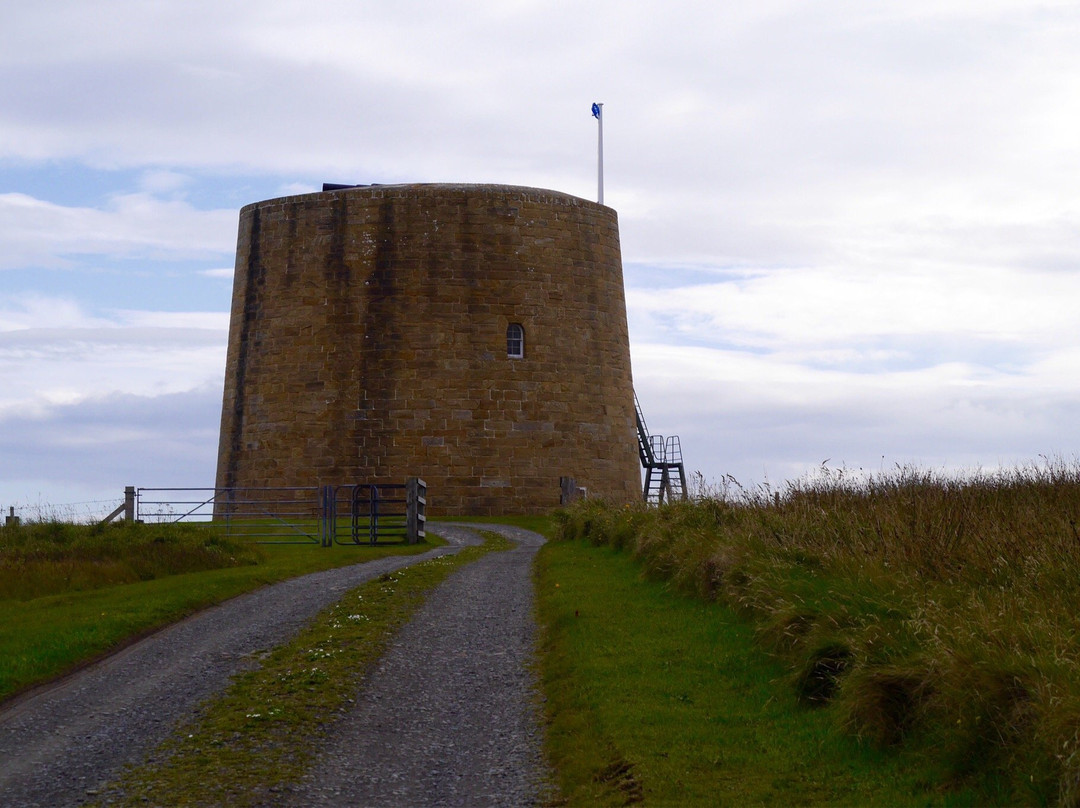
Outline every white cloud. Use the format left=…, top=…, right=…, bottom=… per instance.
left=0, top=385, right=223, bottom=516
left=277, top=182, right=319, bottom=197
left=628, top=262, right=1080, bottom=357
left=0, top=296, right=226, bottom=418
left=631, top=340, right=1080, bottom=489
left=0, top=192, right=236, bottom=269
left=3, top=0, right=1080, bottom=504
left=0, top=294, right=111, bottom=332
left=137, top=169, right=192, bottom=195
left=0, top=295, right=227, bottom=510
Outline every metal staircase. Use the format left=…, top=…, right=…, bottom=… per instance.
left=634, top=392, right=688, bottom=504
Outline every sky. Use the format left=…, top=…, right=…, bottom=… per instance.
left=3, top=0, right=1080, bottom=518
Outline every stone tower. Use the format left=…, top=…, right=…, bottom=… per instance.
left=215, top=183, right=640, bottom=515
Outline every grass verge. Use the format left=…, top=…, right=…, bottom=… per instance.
left=535, top=537, right=986, bottom=806
left=96, top=531, right=511, bottom=807
left=552, top=461, right=1080, bottom=805
left=0, top=529, right=442, bottom=703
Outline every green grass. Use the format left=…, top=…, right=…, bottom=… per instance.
left=535, top=538, right=985, bottom=806
left=98, top=531, right=512, bottom=807
left=554, top=461, right=1080, bottom=805
left=0, top=522, right=442, bottom=703
left=13, top=503, right=1055, bottom=804
left=0, top=520, right=264, bottom=600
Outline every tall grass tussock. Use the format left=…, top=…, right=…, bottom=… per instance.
left=0, top=519, right=260, bottom=600
left=557, top=460, right=1080, bottom=805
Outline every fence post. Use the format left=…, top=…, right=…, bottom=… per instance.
left=407, top=478, right=426, bottom=544
left=560, top=476, right=574, bottom=506
left=100, top=486, right=136, bottom=526
left=124, top=486, right=136, bottom=522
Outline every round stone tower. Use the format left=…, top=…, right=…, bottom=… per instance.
left=215, top=183, right=640, bottom=515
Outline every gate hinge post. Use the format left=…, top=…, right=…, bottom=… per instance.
left=407, top=477, right=426, bottom=544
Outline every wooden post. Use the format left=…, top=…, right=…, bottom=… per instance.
left=560, top=476, right=578, bottom=506
left=406, top=478, right=426, bottom=544
left=124, top=486, right=136, bottom=522
left=100, top=486, right=137, bottom=525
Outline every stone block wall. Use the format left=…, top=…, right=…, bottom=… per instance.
left=215, top=183, right=640, bottom=515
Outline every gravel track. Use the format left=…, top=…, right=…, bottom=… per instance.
left=0, top=537, right=472, bottom=808
left=283, top=523, right=554, bottom=807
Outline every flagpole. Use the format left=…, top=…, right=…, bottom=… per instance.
left=592, top=102, right=604, bottom=205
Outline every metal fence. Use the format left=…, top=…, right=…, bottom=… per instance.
left=130, top=480, right=426, bottom=546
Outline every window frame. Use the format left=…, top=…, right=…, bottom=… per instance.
left=506, top=323, right=525, bottom=359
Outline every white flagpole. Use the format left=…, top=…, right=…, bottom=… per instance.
left=594, top=102, right=604, bottom=205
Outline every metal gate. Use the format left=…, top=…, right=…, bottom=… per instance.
left=132, top=480, right=426, bottom=546
left=324, top=484, right=408, bottom=546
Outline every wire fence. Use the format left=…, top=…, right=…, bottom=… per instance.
left=135, top=482, right=426, bottom=546
left=3, top=480, right=428, bottom=546
left=2, top=499, right=123, bottom=525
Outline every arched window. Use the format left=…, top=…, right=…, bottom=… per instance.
left=506, top=323, right=524, bottom=358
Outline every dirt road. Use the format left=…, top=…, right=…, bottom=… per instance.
left=0, top=523, right=551, bottom=806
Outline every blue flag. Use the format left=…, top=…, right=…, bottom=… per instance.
left=591, top=102, right=601, bottom=118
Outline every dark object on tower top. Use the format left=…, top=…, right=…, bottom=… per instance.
left=322, top=183, right=383, bottom=191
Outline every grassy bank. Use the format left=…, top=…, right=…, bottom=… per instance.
left=535, top=538, right=979, bottom=806
left=0, top=519, right=263, bottom=600
left=0, top=520, right=439, bottom=702
left=553, top=462, right=1080, bottom=805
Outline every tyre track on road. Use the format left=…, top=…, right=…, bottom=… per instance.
left=284, top=523, right=554, bottom=807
